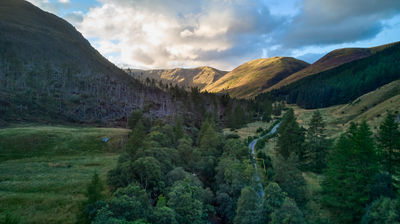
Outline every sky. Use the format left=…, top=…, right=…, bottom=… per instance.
left=27, top=0, right=400, bottom=70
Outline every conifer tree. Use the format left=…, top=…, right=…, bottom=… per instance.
left=377, top=111, right=400, bottom=175
left=304, top=110, right=328, bottom=172
left=276, top=109, right=305, bottom=160
left=126, top=119, right=146, bottom=157
left=322, top=122, right=379, bottom=223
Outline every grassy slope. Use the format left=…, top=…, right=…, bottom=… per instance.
left=127, top=66, right=228, bottom=89
left=204, top=57, right=309, bottom=99
left=268, top=41, right=399, bottom=91
left=292, top=79, right=400, bottom=138
left=0, top=125, right=130, bottom=223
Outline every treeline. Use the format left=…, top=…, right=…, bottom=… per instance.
left=135, top=77, right=282, bottom=129
left=263, top=43, right=400, bottom=109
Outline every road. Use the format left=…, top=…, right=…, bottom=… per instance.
left=248, top=122, right=280, bottom=198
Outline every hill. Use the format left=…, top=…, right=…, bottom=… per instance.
left=266, top=42, right=400, bottom=109
left=0, top=0, right=182, bottom=125
left=268, top=42, right=399, bottom=91
left=204, top=57, right=309, bottom=98
left=292, top=79, right=400, bottom=139
left=126, top=66, right=227, bottom=89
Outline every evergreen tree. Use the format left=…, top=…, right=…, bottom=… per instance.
left=126, top=119, right=146, bottom=157
left=86, top=172, right=105, bottom=204
left=304, top=110, right=328, bottom=172
left=276, top=109, right=305, bottom=160
left=127, top=110, right=143, bottom=130
left=262, top=100, right=273, bottom=122
left=322, top=122, right=379, bottom=223
left=273, top=153, right=307, bottom=207
left=270, top=198, right=306, bottom=224
left=377, top=111, right=400, bottom=176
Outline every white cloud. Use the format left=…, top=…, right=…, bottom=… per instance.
left=78, top=0, right=279, bottom=69
left=59, top=0, right=69, bottom=3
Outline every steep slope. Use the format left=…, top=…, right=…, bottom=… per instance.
left=126, top=66, right=227, bottom=89
left=204, top=57, right=309, bottom=99
left=0, top=0, right=179, bottom=125
left=266, top=42, right=400, bottom=109
left=292, top=79, right=400, bottom=139
left=268, top=42, right=400, bottom=91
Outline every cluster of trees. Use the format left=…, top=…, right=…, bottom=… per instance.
left=79, top=107, right=400, bottom=224
left=322, top=111, right=400, bottom=223
left=274, top=109, right=400, bottom=223
left=266, top=43, right=400, bottom=109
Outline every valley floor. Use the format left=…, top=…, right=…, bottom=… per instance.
left=0, top=125, right=130, bottom=223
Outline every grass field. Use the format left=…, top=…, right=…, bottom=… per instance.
left=0, top=125, right=130, bottom=223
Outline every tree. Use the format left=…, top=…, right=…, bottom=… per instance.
left=270, top=198, right=305, bottom=224
left=92, top=184, right=152, bottom=223
left=127, top=110, right=143, bottom=130
left=151, top=206, right=178, bottom=224
left=126, top=120, right=146, bottom=157
left=262, top=100, right=273, bottom=122
left=167, top=178, right=209, bottom=224
left=261, top=182, right=287, bottom=223
left=234, top=186, right=262, bottom=224
left=86, top=172, right=105, bottom=204
left=132, top=156, right=162, bottom=192
left=322, top=122, right=379, bottom=223
left=377, top=111, right=400, bottom=176
left=276, top=109, right=305, bottom=160
left=361, top=197, right=400, bottom=224
left=304, top=110, right=329, bottom=172
left=173, top=117, right=185, bottom=144
left=273, top=153, right=307, bottom=207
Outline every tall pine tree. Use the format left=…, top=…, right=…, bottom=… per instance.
left=276, top=109, right=305, bottom=160
left=304, top=110, right=328, bottom=172
left=377, top=111, right=400, bottom=176
left=322, top=122, right=379, bottom=223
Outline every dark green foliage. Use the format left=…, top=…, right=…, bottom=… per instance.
left=151, top=206, right=178, bottom=224
left=361, top=197, right=400, bottom=224
left=304, top=110, right=329, bottom=172
left=367, top=172, right=395, bottom=201
left=270, top=198, right=306, bottom=224
left=322, top=122, right=379, bottom=223
left=233, top=187, right=262, bottom=224
left=167, top=178, right=210, bottom=224
left=2, top=213, right=20, bottom=224
left=127, top=110, right=143, bottom=130
left=126, top=120, right=146, bottom=157
left=91, top=184, right=152, bottom=223
left=226, top=105, right=249, bottom=129
left=132, top=156, right=162, bottom=192
left=276, top=109, right=305, bottom=160
left=86, top=172, right=105, bottom=204
left=268, top=43, right=400, bottom=109
left=262, top=182, right=287, bottom=223
left=273, top=153, right=307, bottom=207
left=377, top=111, right=400, bottom=176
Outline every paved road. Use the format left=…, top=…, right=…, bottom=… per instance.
left=248, top=122, right=280, bottom=198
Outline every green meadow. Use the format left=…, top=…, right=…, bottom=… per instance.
left=0, top=125, right=130, bottom=223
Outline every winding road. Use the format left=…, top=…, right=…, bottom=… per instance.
left=248, top=122, right=280, bottom=198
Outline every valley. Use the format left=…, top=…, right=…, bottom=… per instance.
left=1, top=0, right=400, bottom=224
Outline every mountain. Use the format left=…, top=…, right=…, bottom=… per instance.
left=267, top=42, right=399, bottom=91
left=0, top=0, right=183, bottom=125
left=126, top=66, right=227, bottom=89
left=265, top=42, right=400, bottom=109
left=203, top=57, right=309, bottom=98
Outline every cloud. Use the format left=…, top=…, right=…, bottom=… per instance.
left=282, top=0, right=400, bottom=47
left=77, top=0, right=281, bottom=69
